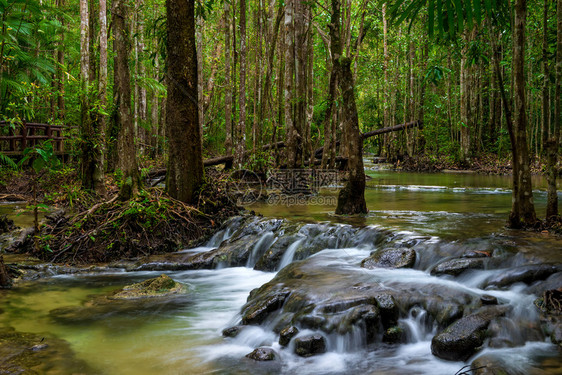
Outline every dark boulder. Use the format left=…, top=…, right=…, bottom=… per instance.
left=294, top=334, right=327, bottom=357
left=245, top=347, right=276, bottom=361
left=222, top=326, right=244, bottom=338
left=361, top=248, right=416, bottom=269
left=242, top=291, right=290, bottom=325
left=431, top=306, right=509, bottom=361
left=279, top=326, right=299, bottom=346
left=382, top=326, right=405, bottom=344
left=480, top=295, right=498, bottom=305
left=484, top=265, right=560, bottom=289
left=430, top=258, right=485, bottom=276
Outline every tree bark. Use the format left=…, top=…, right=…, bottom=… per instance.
left=510, top=0, right=536, bottom=227
left=224, top=0, right=233, bottom=156
left=336, top=57, right=367, bottom=215
left=234, top=0, right=247, bottom=167
left=113, top=0, right=140, bottom=200
left=96, top=0, right=108, bottom=194
left=165, top=0, right=204, bottom=203
left=546, top=0, right=561, bottom=219
left=284, top=0, right=296, bottom=168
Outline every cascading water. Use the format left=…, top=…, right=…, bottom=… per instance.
left=0, top=171, right=560, bottom=375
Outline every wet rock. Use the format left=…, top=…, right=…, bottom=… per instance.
left=279, top=326, right=299, bottom=346
left=241, top=255, right=478, bottom=342
left=222, top=326, right=244, bottom=338
left=0, top=215, right=16, bottom=234
left=294, top=334, right=326, bottom=357
left=361, top=248, right=416, bottom=269
left=242, top=291, right=290, bottom=325
left=430, top=258, right=485, bottom=276
left=471, top=355, right=514, bottom=375
left=375, top=294, right=399, bottom=328
left=534, top=289, right=562, bottom=347
left=50, top=275, right=189, bottom=323
left=111, top=274, right=185, bottom=299
left=431, top=306, right=510, bottom=361
left=0, top=327, right=93, bottom=374
left=462, top=250, right=491, bottom=259
left=484, top=264, right=560, bottom=289
left=526, top=272, right=562, bottom=295
left=480, top=295, right=498, bottom=305
left=254, top=233, right=300, bottom=271
left=245, top=347, right=277, bottom=361
left=382, top=326, right=405, bottom=344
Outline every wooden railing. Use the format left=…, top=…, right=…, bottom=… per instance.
left=0, top=121, right=65, bottom=155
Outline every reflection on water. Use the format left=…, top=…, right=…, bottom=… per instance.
left=250, top=170, right=561, bottom=240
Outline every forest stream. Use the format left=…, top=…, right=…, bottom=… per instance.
left=0, top=168, right=561, bottom=375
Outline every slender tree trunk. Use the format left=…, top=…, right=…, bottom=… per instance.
left=96, top=0, right=108, bottom=194
left=197, top=15, right=204, bottom=147
left=224, top=0, right=233, bottom=156
left=165, top=0, right=204, bottom=203
left=285, top=0, right=296, bottom=168
left=510, top=0, right=536, bottom=227
left=79, top=0, right=95, bottom=190
left=546, top=0, right=561, bottom=219
left=234, top=0, right=247, bottom=166
left=382, top=3, right=389, bottom=157
left=113, top=0, right=140, bottom=200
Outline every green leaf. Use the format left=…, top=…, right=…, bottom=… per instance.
left=32, top=157, right=45, bottom=173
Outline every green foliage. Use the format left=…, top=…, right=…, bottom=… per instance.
left=389, top=0, right=511, bottom=40
left=0, top=0, right=59, bottom=118
left=19, top=140, right=61, bottom=173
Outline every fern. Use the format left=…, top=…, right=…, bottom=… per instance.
left=0, top=153, right=17, bottom=170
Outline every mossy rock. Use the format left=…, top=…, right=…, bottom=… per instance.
left=110, top=274, right=186, bottom=300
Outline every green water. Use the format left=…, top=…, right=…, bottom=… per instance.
left=251, top=170, right=561, bottom=240
left=0, top=170, right=560, bottom=374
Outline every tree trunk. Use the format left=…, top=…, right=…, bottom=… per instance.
left=510, top=0, right=536, bottom=227
left=284, top=0, right=296, bottom=168
left=96, top=0, right=108, bottom=195
left=234, top=0, right=247, bottom=167
left=197, top=15, right=204, bottom=148
left=546, top=0, right=561, bottom=219
left=113, top=0, right=140, bottom=200
left=224, top=0, right=233, bottom=156
left=165, top=0, right=204, bottom=203
left=336, top=57, right=367, bottom=215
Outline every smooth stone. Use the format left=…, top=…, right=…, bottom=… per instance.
left=431, top=258, right=485, bottom=276
left=294, top=334, right=327, bottom=357
left=431, top=306, right=509, bottom=361
left=279, top=326, right=299, bottom=347
left=361, top=248, right=416, bottom=269
left=480, top=295, right=498, bottom=305
left=245, top=347, right=276, bottom=361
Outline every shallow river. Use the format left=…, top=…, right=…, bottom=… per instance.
left=0, top=169, right=561, bottom=374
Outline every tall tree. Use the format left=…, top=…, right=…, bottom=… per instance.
left=331, top=0, right=367, bottom=215
left=224, top=0, right=233, bottom=156
left=509, top=0, right=536, bottom=227
left=165, top=0, right=204, bottom=203
left=234, top=0, right=247, bottom=166
left=546, top=0, right=561, bottom=218
left=113, top=0, right=140, bottom=200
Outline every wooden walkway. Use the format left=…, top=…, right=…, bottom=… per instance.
left=0, top=121, right=65, bottom=155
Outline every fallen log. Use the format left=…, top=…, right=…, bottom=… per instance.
left=147, top=121, right=421, bottom=179
left=314, top=120, right=423, bottom=158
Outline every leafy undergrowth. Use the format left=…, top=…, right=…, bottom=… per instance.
left=16, top=181, right=239, bottom=264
